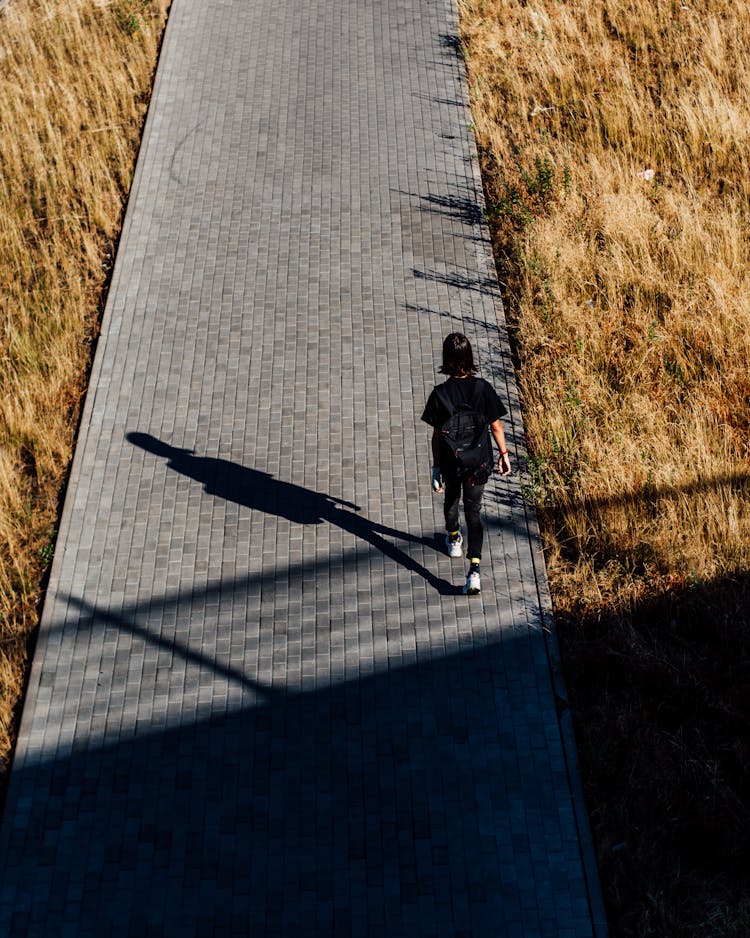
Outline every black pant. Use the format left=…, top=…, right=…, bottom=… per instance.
left=443, top=474, right=485, bottom=560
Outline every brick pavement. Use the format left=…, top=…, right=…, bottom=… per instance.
left=0, top=0, right=606, bottom=933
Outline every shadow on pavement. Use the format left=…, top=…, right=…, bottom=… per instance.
left=127, top=433, right=460, bottom=596
left=0, top=634, right=583, bottom=936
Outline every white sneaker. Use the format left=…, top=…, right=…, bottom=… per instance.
left=445, top=532, right=463, bottom=558
left=463, top=568, right=481, bottom=595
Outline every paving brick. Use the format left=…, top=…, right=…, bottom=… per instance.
left=0, top=0, right=604, bottom=933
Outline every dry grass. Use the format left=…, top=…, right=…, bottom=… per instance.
left=0, top=0, right=168, bottom=785
left=459, top=1, right=750, bottom=934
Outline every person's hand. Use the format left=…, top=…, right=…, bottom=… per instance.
left=431, top=466, right=443, bottom=493
left=498, top=451, right=511, bottom=476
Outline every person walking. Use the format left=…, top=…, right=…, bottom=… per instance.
left=421, top=333, right=511, bottom=594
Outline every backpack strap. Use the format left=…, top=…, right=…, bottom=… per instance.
left=434, top=383, right=455, bottom=420
left=435, top=378, right=485, bottom=424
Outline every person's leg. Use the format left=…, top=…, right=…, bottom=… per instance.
left=442, top=473, right=464, bottom=556
left=461, top=479, right=485, bottom=594
left=443, top=474, right=462, bottom=533
left=462, top=479, right=485, bottom=560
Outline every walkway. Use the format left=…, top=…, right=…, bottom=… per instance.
left=0, top=0, right=605, bottom=933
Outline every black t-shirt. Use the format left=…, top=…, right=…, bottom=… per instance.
left=421, top=376, right=507, bottom=429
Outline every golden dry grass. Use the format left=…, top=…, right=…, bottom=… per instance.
left=459, top=0, right=750, bottom=933
left=0, top=0, right=168, bottom=783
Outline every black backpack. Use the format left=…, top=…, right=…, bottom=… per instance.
left=436, top=380, right=493, bottom=484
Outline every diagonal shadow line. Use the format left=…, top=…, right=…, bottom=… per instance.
left=126, top=433, right=460, bottom=595
left=413, top=267, right=501, bottom=297
left=404, top=302, right=502, bottom=337
left=63, top=591, right=279, bottom=701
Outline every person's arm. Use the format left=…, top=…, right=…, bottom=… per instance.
left=431, top=428, right=443, bottom=493
left=490, top=419, right=511, bottom=476
left=431, top=427, right=442, bottom=466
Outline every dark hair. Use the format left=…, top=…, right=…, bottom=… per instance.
left=439, top=333, right=477, bottom=377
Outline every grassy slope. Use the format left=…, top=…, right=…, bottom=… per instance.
left=458, top=1, right=750, bottom=935
left=0, top=0, right=168, bottom=787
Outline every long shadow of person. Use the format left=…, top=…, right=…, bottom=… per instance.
left=127, top=433, right=459, bottom=595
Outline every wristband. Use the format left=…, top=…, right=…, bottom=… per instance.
left=499, top=450, right=509, bottom=457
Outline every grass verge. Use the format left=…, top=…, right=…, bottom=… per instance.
left=0, top=0, right=168, bottom=792
left=458, top=1, right=750, bottom=934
